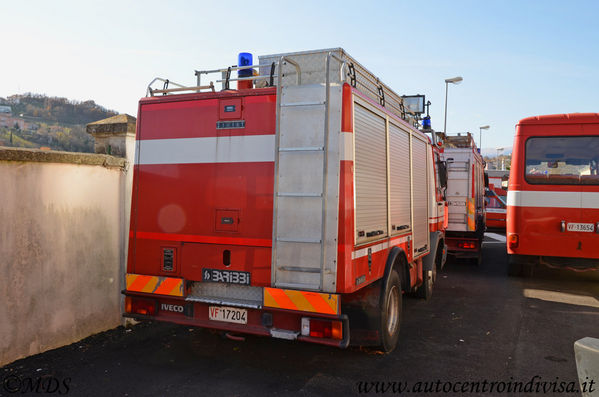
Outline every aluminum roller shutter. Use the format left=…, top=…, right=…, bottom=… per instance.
left=389, top=123, right=411, bottom=234
left=412, top=138, right=429, bottom=253
left=354, top=103, right=388, bottom=244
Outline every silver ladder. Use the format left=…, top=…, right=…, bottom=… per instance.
left=271, top=54, right=345, bottom=292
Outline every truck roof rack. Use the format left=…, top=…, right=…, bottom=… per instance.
left=145, top=48, right=422, bottom=129
left=441, top=132, right=477, bottom=149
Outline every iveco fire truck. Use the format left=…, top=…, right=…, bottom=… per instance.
left=507, top=113, right=599, bottom=275
left=123, top=48, right=447, bottom=352
left=439, top=132, right=486, bottom=264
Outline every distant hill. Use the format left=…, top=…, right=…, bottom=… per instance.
left=0, top=93, right=118, bottom=152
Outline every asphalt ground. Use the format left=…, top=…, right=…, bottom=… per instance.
left=2, top=232, right=598, bottom=396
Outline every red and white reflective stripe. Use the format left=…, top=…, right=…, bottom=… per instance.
left=428, top=215, right=444, bottom=224
left=507, top=190, right=599, bottom=209
left=135, top=135, right=275, bottom=165
left=351, top=235, right=411, bottom=260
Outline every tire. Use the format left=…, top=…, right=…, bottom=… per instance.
left=379, top=270, right=402, bottom=352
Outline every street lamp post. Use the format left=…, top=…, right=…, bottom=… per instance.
left=479, top=125, right=490, bottom=152
left=443, top=76, right=463, bottom=134
left=496, top=147, right=504, bottom=170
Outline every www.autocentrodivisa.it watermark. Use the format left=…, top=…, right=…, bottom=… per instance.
left=2, top=374, right=71, bottom=395
left=356, top=376, right=596, bottom=394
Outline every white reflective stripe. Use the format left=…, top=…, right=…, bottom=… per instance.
left=582, top=193, right=599, bottom=208
left=351, top=235, right=411, bottom=260
left=507, top=190, right=599, bottom=209
left=136, top=135, right=275, bottom=165
left=340, top=131, right=354, bottom=162
left=486, top=208, right=506, bottom=214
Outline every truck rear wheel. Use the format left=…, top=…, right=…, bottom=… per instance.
left=379, top=270, right=402, bottom=352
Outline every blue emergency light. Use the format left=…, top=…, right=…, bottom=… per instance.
left=422, top=116, right=431, bottom=130
left=238, top=52, right=253, bottom=77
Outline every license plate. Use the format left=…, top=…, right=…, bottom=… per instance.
left=209, top=306, right=247, bottom=324
left=202, top=268, right=250, bottom=285
left=567, top=223, right=595, bottom=232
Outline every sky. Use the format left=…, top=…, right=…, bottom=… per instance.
left=1, top=0, right=598, bottom=151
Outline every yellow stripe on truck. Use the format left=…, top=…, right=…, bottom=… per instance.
left=467, top=198, right=476, bottom=231
left=264, top=287, right=339, bottom=315
left=126, top=274, right=184, bottom=297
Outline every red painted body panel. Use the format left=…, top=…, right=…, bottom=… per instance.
left=507, top=113, right=599, bottom=263
left=138, top=89, right=277, bottom=140
left=128, top=90, right=277, bottom=286
left=349, top=237, right=414, bottom=293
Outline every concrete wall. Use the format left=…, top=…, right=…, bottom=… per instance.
left=0, top=148, right=128, bottom=366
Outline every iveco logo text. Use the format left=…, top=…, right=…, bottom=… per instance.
left=161, top=304, right=184, bottom=313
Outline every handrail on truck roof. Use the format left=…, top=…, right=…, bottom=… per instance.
left=144, top=48, right=423, bottom=130
left=146, top=77, right=215, bottom=97
left=195, top=63, right=279, bottom=91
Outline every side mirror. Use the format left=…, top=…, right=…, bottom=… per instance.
left=437, top=161, right=448, bottom=188
left=484, top=173, right=489, bottom=188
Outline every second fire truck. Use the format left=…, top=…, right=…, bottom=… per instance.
left=439, top=132, right=486, bottom=264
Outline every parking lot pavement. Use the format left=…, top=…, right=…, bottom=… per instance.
left=2, top=233, right=598, bottom=396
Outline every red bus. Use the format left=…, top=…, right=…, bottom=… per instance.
left=507, top=113, right=599, bottom=275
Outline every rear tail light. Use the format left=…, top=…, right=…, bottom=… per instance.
left=125, top=296, right=156, bottom=316
left=457, top=241, right=476, bottom=250
left=301, top=318, right=343, bottom=340
left=508, top=233, right=519, bottom=249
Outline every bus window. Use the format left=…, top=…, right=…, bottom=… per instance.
left=525, top=136, right=599, bottom=185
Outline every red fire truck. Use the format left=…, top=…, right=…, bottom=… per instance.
left=439, top=133, right=486, bottom=264
left=507, top=113, right=599, bottom=276
left=124, top=48, right=447, bottom=352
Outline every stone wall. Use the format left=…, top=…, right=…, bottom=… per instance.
left=0, top=148, right=128, bottom=366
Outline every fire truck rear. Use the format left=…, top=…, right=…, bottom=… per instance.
left=507, top=113, right=599, bottom=275
left=124, top=48, right=446, bottom=352
left=439, top=133, right=486, bottom=264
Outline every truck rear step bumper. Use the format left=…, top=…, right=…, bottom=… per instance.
left=123, top=292, right=349, bottom=348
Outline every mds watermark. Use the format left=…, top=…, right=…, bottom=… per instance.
left=2, top=374, right=71, bottom=395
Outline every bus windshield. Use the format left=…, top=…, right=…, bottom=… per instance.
left=525, top=136, right=599, bottom=185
